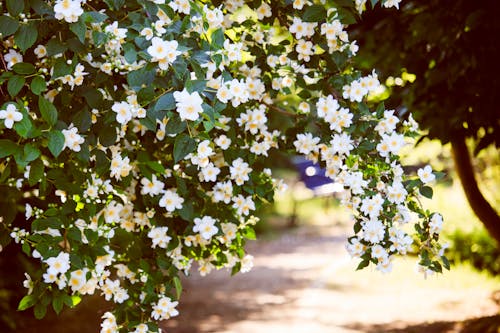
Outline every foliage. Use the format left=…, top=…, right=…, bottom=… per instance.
left=447, top=228, right=500, bottom=276
left=352, top=0, right=500, bottom=154
left=0, top=0, right=446, bottom=331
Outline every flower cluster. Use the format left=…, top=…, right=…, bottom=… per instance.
left=0, top=0, right=447, bottom=331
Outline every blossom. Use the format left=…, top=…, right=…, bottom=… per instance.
left=112, top=101, right=133, bottom=125
left=151, top=296, right=179, bottom=320
left=54, top=0, right=84, bottom=23
left=4, top=49, right=23, bottom=69
left=62, top=125, right=85, bottom=152
left=417, top=165, right=436, bottom=184
left=362, top=219, right=385, bottom=243
left=193, top=216, right=218, bottom=240
left=173, top=89, right=204, bottom=121
left=429, top=213, right=443, bottom=235
left=147, top=37, right=181, bottom=69
left=229, top=158, right=252, bottom=185
left=159, top=189, right=184, bottom=212
left=45, top=252, right=71, bottom=275
left=140, top=175, right=165, bottom=196
left=294, top=133, right=320, bottom=155
left=0, top=104, right=23, bottom=129
left=148, top=226, right=172, bottom=248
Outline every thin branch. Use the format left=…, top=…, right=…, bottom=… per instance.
left=262, top=101, right=299, bottom=118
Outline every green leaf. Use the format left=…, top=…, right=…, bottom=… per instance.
left=356, top=259, right=370, bottom=270
left=30, top=76, right=47, bottom=95
left=419, top=186, right=433, bottom=199
left=70, top=19, right=86, bottom=43
left=303, top=5, right=327, bottom=22
left=14, top=22, right=38, bottom=52
left=165, top=115, right=186, bottom=135
left=38, top=97, right=58, bottom=126
left=24, top=144, right=40, bottom=162
left=173, top=133, right=196, bottom=163
left=52, top=295, right=64, bottom=315
left=0, top=15, right=20, bottom=36
left=12, top=62, right=36, bottom=75
left=0, top=139, right=19, bottom=158
left=34, top=302, right=47, bottom=319
left=18, top=295, right=37, bottom=311
left=154, top=93, right=175, bottom=111
left=46, top=39, right=68, bottom=57
left=51, top=58, right=72, bottom=79
left=98, top=125, right=117, bottom=147
left=7, top=0, right=24, bottom=16
left=7, top=75, right=25, bottom=97
left=13, top=108, right=32, bottom=138
left=29, top=158, right=44, bottom=186
left=173, top=276, right=182, bottom=300
left=48, top=130, right=65, bottom=158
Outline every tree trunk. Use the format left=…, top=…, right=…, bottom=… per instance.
left=451, top=136, right=500, bottom=244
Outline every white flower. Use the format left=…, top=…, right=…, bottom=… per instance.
left=62, top=125, right=85, bottom=152
left=229, top=157, right=252, bottom=186
left=429, top=213, right=443, bottom=235
left=45, top=252, right=71, bottom=275
left=147, top=37, right=181, bottom=69
left=140, top=175, right=165, bottom=197
left=34, top=45, right=47, bottom=58
left=159, top=189, right=184, bottom=212
left=151, top=296, right=179, bottom=321
left=240, top=254, right=254, bottom=273
left=383, top=0, right=402, bottom=9
left=54, top=0, right=84, bottom=23
left=193, top=216, right=218, bottom=240
left=362, top=219, right=385, bottom=244
left=4, top=49, right=23, bottom=69
left=112, top=101, right=133, bottom=125
left=214, top=134, right=231, bottom=150
left=147, top=226, right=171, bottom=248
left=417, top=165, right=436, bottom=184
left=173, top=89, right=204, bottom=121
left=0, top=104, right=23, bottom=129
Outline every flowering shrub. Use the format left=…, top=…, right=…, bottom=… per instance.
left=0, top=0, right=447, bottom=331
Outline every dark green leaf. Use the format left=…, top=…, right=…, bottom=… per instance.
left=0, top=139, right=19, bottom=158
left=173, top=133, right=196, bottom=163
left=24, top=144, right=40, bottom=162
left=30, top=76, right=47, bottom=95
left=154, top=93, right=175, bottom=111
left=34, top=302, right=47, bottom=319
left=356, top=259, right=370, bottom=270
left=7, top=0, right=24, bottom=16
left=0, top=15, right=20, bottom=36
left=48, top=130, right=65, bottom=158
left=12, top=62, right=36, bottom=75
left=13, top=108, right=32, bottom=138
left=52, top=296, right=64, bottom=315
left=419, top=186, right=433, bottom=199
left=7, top=75, right=25, bottom=97
left=14, top=22, right=38, bottom=52
left=70, top=19, right=86, bottom=43
left=98, top=125, right=117, bottom=147
left=303, top=5, right=327, bottom=22
left=29, top=158, right=44, bottom=186
left=38, top=97, right=58, bottom=126
left=46, top=39, right=68, bottom=57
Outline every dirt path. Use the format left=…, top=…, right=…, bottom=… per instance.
left=162, top=225, right=500, bottom=333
